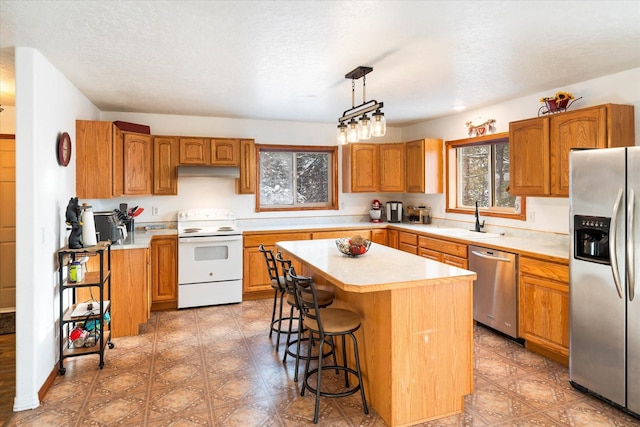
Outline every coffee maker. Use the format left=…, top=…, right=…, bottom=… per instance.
left=386, top=201, right=403, bottom=223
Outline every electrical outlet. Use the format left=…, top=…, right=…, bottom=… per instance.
left=528, top=211, right=535, bottom=222
left=152, top=206, right=159, bottom=216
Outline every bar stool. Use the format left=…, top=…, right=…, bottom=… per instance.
left=258, top=244, right=293, bottom=352
left=289, top=268, right=368, bottom=424
left=275, top=252, right=334, bottom=381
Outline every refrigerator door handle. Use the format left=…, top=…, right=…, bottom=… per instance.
left=628, top=188, right=635, bottom=301
left=610, top=188, right=624, bottom=299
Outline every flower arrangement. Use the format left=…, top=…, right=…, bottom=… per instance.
left=538, top=91, right=581, bottom=116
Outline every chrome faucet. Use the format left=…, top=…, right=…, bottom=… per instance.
left=474, top=201, right=485, bottom=232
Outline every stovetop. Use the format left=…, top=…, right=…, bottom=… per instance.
left=177, top=208, right=240, bottom=237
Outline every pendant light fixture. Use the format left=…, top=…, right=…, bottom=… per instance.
left=337, top=66, right=385, bottom=144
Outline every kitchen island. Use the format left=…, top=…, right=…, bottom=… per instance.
left=276, top=239, right=477, bottom=427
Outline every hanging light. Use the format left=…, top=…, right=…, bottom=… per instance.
left=371, top=109, right=386, bottom=137
left=346, top=118, right=360, bottom=143
left=337, top=66, right=385, bottom=144
left=336, top=122, right=348, bottom=145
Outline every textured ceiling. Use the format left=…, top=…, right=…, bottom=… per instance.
left=1, top=1, right=639, bottom=126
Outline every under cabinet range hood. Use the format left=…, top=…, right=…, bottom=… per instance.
left=177, top=165, right=240, bottom=178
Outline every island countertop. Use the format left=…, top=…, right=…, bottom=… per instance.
left=276, top=239, right=477, bottom=293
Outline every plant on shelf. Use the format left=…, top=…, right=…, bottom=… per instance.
left=539, top=91, right=582, bottom=116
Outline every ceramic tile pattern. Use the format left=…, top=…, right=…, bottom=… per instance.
left=5, top=299, right=640, bottom=426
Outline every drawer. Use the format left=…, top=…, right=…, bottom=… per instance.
left=399, top=231, right=418, bottom=246
left=243, top=232, right=312, bottom=247
left=520, top=256, right=569, bottom=283
left=418, top=236, right=467, bottom=258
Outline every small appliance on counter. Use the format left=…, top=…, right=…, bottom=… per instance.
left=406, top=206, right=432, bottom=224
left=386, top=201, right=403, bottom=223
left=369, top=199, right=383, bottom=223
left=94, top=211, right=127, bottom=245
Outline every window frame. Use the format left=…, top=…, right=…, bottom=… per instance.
left=445, top=132, right=526, bottom=221
left=256, top=144, right=339, bottom=213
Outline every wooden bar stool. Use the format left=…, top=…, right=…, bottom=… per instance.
left=275, top=252, right=334, bottom=382
left=289, top=268, right=368, bottom=424
left=258, top=244, right=295, bottom=352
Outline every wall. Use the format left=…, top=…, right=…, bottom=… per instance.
left=13, top=47, right=100, bottom=410
left=401, top=67, right=640, bottom=234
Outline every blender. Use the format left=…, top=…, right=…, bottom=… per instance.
left=369, top=199, right=383, bottom=223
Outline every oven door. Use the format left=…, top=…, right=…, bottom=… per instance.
left=178, top=235, right=242, bottom=284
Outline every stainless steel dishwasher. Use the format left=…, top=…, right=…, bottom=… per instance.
left=469, top=245, right=519, bottom=338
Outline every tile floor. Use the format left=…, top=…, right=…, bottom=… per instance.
left=6, top=299, right=640, bottom=426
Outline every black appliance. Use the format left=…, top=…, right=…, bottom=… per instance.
left=94, top=211, right=125, bottom=244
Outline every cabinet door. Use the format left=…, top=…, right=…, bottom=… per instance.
left=370, top=229, right=387, bottom=246
left=519, top=274, right=569, bottom=359
left=342, top=143, right=378, bottom=192
left=123, top=133, right=152, bottom=195
left=76, top=120, right=117, bottom=199
left=151, top=236, right=178, bottom=310
left=550, top=106, right=606, bottom=196
left=406, top=138, right=443, bottom=193
left=509, top=117, right=550, bottom=196
left=179, top=138, right=210, bottom=165
left=379, top=143, right=405, bottom=192
left=237, top=139, right=256, bottom=194
left=211, top=138, right=240, bottom=166
left=387, top=229, right=399, bottom=249
left=153, top=136, right=178, bottom=195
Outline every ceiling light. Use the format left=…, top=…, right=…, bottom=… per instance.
left=337, top=122, right=348, bottom=145
left=337, top=66, right=385, bottom=144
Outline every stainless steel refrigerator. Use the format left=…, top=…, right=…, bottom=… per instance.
left=569, top=146, right=639, bottom=417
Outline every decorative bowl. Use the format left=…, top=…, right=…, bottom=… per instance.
left=335, top=238, right=371, bottom=257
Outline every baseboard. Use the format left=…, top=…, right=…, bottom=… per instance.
left=525, top=340, right=569, bottom=366
left=0, top=308, right=16, bottom=314
left=242, top=291, right=272, bottom=301
left=38, top=367, right=57, bottom=402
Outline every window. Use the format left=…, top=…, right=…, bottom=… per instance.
left=446, top=133, right=525, bottom=220
left=256, top=145, right=338, bottom=212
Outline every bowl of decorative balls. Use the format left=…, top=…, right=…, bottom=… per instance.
left=335, top=235, right=371, bottom=257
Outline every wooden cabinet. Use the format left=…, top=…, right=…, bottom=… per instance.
left=311, top=229, right=371, bottom=240
left=82, top=247, right=150, bottom=338
left=76, top=121, right=153, bottom=198
left=153, top=136, right=178, bottom=195
left=236, top=139, right=256, bottom=194
left=123, top=132, right=153, bottom=195
left=179, top=137, right=210, bottom=165
left=243, top=232, right=312, bottom=297
left=406, top=138, right=444, bottom=193
left=387, top=229, right=399, bottom=249
left=518, top=256, right=569, bottom=365
left=398, top=231, right=418, bottom=254
left=418, top=235, right=468, bottom=268
left=150, top=235, right=178, bottom=311
left=509, top=104, right=634, bottom=197
left=370, top=229, right=387, bottom=246
left=342, top=143, right=379, bottom=192
left=211, top=138, right=240, bottom=165
left=379, top=143, right=405, bottom=192
left=76, top=120, right=123, bottom=199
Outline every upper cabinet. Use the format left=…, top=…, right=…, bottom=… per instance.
left=179, top=137, right=210, bottom=165
left=153, top=136, right=178, bottom=195
left=509, top=104, right=635, bottom=197
left=123, top=133, right=153, bottom=195
left=406, top=138, right=443, bottom=193
left=342, top=143, right=379, bottom=192
left=236, top=139, right=256, bottom=194
left=77, top=121, right=151, bottom=198
left=211, top=138, right=240, bottom=166
left=379, top=143, right=406, bottom=192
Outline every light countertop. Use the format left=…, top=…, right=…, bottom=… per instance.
left=277, top=239, right=477, bottom=293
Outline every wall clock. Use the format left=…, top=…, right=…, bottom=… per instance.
left=57, top=132, right=71, bottom=166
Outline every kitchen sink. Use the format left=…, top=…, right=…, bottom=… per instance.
left=426, top=228, right=503, bottom=239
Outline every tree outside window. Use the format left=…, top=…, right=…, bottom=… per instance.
left=446, top=133, right=524, bottom=220
left=257, top=145, right=338, bottom=212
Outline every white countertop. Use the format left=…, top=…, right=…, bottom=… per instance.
left=277, top=239, right=477, bottom=293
